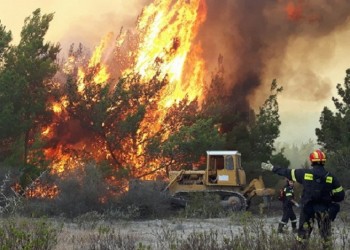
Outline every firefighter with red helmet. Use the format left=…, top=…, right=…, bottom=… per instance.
left=277, top=179, right=299, bottom=233
left=261, top=149, right=345, bottom=245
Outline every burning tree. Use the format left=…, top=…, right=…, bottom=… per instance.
left=0, top=0, right=286, bottom=203
left=1, top=0, right=217, bottom=198
left=38, top=0, right=211, bottom=184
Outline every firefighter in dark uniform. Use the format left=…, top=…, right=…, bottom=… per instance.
left=278, top=179, right=299, bottom=233
left=261, top=149, right=345, bottom=246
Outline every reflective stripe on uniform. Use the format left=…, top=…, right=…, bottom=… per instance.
left=332, top=186, right=343, bottom=194
left=304, top=173, right=313, bottom=180
left=285, top=193, right=293, bottom=196
left=326, top=176, right=333, bottom=183
left=291, top=169, right=296, bottom=182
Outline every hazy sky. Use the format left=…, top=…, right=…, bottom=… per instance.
left=1, top=0, right=349, bottom=146
left=271, top=25, right=350, bottom=146
left=0, top=0, right=148, bottom=49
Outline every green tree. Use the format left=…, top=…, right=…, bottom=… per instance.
left=250, top=79, right=282, bottom=160
left=245, top=80, right=285, bottom=182
left=219, top=79, right=284, bottom=181
left=0, top=22, right=14, bottom=158
left=149, top=102, right=226, bottom=173
left=316, top=68, right=350, bottom=187
left=316, top=69, right=350, bottom=151
left=0, top=9, right=60, bottom=187
left=276, top=139, right=317, bottom=169
left=162, top=118, right=225, bottom=166
left=201, top=58, right=286, bottom=180
left=0, top=21, right=12, bottom=64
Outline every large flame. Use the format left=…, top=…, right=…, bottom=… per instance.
left=34, top=0, right=207, bottom=198
left=126, top=0, right=207, bottom=178
left=114, top=0, right=208, bottom=111
left=130, top=0, right=207, bottom=107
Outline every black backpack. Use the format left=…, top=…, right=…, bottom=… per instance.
left=310, top=172, right=330, bottom=202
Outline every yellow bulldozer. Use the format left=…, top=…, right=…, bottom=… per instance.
left=164, top=150, right=275, bottom=211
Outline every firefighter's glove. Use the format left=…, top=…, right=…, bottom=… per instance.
left=261, top=161, right=274, bottom=171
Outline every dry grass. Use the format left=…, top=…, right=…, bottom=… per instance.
left=50, top=211, right=350, bottom=250
left=0, top=209, right=348, bottom=250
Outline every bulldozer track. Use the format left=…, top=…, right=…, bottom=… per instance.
left=172, top=190, right=248, bottom=211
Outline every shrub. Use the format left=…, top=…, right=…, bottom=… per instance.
left=56, top=164, right=110, bottom=217
left=180, top=192, right=228, bottom=218
left=117, top=179, right=171, bottom=219
left=0, top=167, right=24, bottom=216
left=0, top=217, right=61, bottom=249
left=73, top=225, right=150, bottom=250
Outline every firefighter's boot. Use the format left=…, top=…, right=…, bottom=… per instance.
left=277, top=223, right=285, bottom=234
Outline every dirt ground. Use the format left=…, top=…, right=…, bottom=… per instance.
left=54, top=200, right=350, bottom=250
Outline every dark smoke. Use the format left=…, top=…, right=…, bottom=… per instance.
left=198, top=0, right=350, bottom=106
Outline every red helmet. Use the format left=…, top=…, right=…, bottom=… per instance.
left=309, top=149, right=326, bottom=163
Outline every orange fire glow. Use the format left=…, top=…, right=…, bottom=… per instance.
left=286, top=1, right=303, bottom=21
left=127, top=0, right=207, bottom=178
left=33, top=0, right=208, bottom=198
left=128, top=0, right=207, bottom=106
left=284, top=0, right=321, bottom=23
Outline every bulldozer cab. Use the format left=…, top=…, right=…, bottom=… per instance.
left=166, top=150, right=273, bottom=212
left=206, top=151, right=246, bottom=186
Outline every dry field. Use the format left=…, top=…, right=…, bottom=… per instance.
left=54, top=202, right=350, bottom=250
left=55, top=215, right=281, bottom=249
left=1, top=199, right=349, bottom=249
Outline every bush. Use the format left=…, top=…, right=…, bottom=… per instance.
left=327, top=147, right=350, bottom=189
left=0, top=217, right=61, bottom=249
left=0, top=166, right=24, bottom=216
left=117, top=179, right=171, bottom=219
left=181, top=192, right=228, bottom=218
left=47, top=163, right=110, bottom=218
left=18, top=162, right=114, bottom=218
left=74, top=226, right=148, bottom=250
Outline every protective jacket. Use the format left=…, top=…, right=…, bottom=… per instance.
left=272, top=164, right=344, bottom=206
left=282, top=185, right=295, bottom=207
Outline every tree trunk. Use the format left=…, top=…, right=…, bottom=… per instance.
left=24, top=130, right=29, bottom=165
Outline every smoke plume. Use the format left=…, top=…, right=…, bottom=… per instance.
left=198, top=0, right=350, bottom=107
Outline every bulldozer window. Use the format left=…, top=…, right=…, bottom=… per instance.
left=237, top=155, right=242, bottom=169
left=209, top=158, right=215, bottom=170
left=209, top=156, right=224, bottom=170
left=216, top=157, right=224, bottom=170
left=225, top=155, right=234, bottom=170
